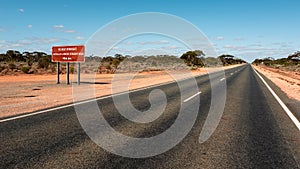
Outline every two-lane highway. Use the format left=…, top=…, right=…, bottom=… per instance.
left=0, top=64, right=299, bottom=168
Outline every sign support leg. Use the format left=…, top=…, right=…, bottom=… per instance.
left=57, top=62, right=60, bottom=84
left=78, top=63, right=80, bottom=85
left=67, top=62, right=70, bottom=85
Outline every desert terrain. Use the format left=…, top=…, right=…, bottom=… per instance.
left=0, top=64, right=240, bottom=118
left=254, top=65, right=300, bottom=101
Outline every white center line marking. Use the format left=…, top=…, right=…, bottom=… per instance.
left=220, top=78, right=226, bottom=81
left=253, top=67, right=300, bottom=131
left=184, top=92, right=201, bottom=103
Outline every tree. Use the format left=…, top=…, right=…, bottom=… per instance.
left=218, top=54, right=246, bottom=66
left=6, top=50, right=15, bottom=61
left=180, top=50, right=205, bottom=67
left=288, top=51, right=300, bottom=62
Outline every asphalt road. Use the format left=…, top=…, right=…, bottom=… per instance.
left=0, top=64, right=300, bottom=168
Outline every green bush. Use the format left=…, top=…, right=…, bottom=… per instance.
left=70, top=66, right=75, bottom=74
left=21, top=66, right=30, bottom=74
left=38, top=56, right=51, bottom=69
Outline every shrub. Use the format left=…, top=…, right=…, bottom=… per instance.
left=0, top=66, right=4, bottom=72
left=106, top=65, right=111, bottom=70
left=26, top=58, right=34, bottom=66
left=38, top=56, right=51, bottom=69
left=8, top=63, right=16, bottom=70
left=21, top=66, right=30, bottom=74
left=112, top=58, right=120, bottom=68
left=70, top=66, right=75, bottom=74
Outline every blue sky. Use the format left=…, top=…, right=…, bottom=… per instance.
left=1, top=0, right=300, bottom=62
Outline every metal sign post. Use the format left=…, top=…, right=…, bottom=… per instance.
left=77, top=63, right=81, bottom=85
left=57, top=62, right=60, bottom=84
left=66, top=62, right=70, bottom=85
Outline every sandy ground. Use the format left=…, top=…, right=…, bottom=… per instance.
left=0, top=64, right=243, bottom=118
left=253, top=65, right=300, bottom=101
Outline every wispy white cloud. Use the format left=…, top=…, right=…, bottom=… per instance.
left=27, top=37, right=64, bottom=44
left=161, top=45, right=181, bottom=50
left=122, top=27, right=137, bottom=33
left=216, top=36, right=224, bottom=41
left=220, top=42, right=298, bottom=62
left=0, top=40, right=24, bottom=51
left=19, top=8, right=24, bottom=13
left=137, top=40, right=169, bottom=45
left=11, top=43, right=22, bottom=47
left=223, top=44, right=274, bottom=51
left=270, top=42, right=294, bottom=48
left=53, top=25, right=76, bottom=33
left=130, top=48, right=171, bottom=56
left=75, top=36, right=85, bottom=40
left=27, top=25, right=33, bottom=29
left=0, top=37, right=68, bottom=52
left=107, top=44, right=187, bottom=57
left=124, top=41, right=133, bottom=45
left=53, top=25, right=64, bottom=29
left=111, top=46, right=119, bottom=50
left=62, top=29, right=76, bottom=33
left=106, top=46, right=133, bottom=56
left=249, top=44, right=262, bottom=47
left=159, top=40, right=169, bottom=44
left=234, top=37, right=245, bottom=41
left=18, top=39, right=33, bottom=45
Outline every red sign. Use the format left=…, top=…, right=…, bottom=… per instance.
left=52, top=45, right=85, bottom=62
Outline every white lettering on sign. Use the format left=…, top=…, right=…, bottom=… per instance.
left=58, top=47, right=77, bottom=51
left=52, top=52, right=84, bottom=56
left=62, top=57, right=73, bottom=60
left=52, top=45, right=85, bottom=62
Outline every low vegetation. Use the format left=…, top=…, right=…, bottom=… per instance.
left=0, top=49, right=246, bottom=75
left=179, top=50, right=246, bottom=67
left=252, top=51, right=300, bottom=71
left=21, top=66, right=30, bottom=74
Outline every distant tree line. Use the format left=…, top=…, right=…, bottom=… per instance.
left=179, top=50, right=246, bottom=67
left=0, top=50, right=52, bottom=68
left=252, top=51, right=300, bottom=66
left=0, top=49, right=246, bottom=75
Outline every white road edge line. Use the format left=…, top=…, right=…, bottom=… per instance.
left=184, top=92, right=201, bottom=103
left=0, top=99, right=97, bottom=123
left=253, top=67, right=300, bottom=131
left=220, top=77, right=226, bottom=81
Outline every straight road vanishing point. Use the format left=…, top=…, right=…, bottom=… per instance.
left=1, top=1, right=300, bottom=168
left=1, top=64, right=299, bottom=168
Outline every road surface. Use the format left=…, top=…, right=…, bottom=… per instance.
left=0, top=64, right=299, bottom=168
